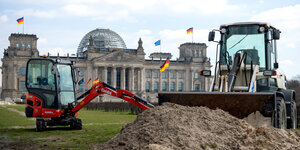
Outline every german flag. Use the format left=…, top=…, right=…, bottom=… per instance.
left=17, top=17, right=24, bottom=25
left=93, top=78, right=99, bottom=84
left=160, top=58, right=170, bottom=72
left=86, top=77, right=92, bottom=84
left=187, top=27, right=193, bottom=34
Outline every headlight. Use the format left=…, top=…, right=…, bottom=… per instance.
left=221, top=28, right=227, bottom=34
left=259, top=26, right=265, bottom=32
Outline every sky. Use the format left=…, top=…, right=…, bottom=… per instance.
left=0, top=0, right=300, bottom=80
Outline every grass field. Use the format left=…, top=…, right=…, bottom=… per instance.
left=0, top=104, right=137, bottom=149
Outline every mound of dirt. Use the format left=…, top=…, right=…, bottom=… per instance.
left=101, top=103, right=300, bottom=150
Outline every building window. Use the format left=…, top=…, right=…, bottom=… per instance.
left=107, top=70, right=111, bottom=85
left=125, top=69, right=129, bottom=90
left=22, top=42, right=26, bottom=48
left=20, top=81, right=26, bottom=91
left=170, top=72, right=175, bottom=79
left=154, top=82, right=158, bottom=92
left=146, top=71, right=151, bottom=78
left=16, top=43, right=20, bottom=48
left=170, top=82, right=175, bottom=91
left=194, top=84, right=200, bottom=91
left=18, top=67, right=26, bottom=75
left=154, top=72, right=159, bottom=78
left=194, top=72, right=199, bottom=79
left=199, top=50, right=202, bottom=56
left=162, top=82, right=167, bottom=91
left=179, top=73, right=183, bottom=79
left=145, top=81, right=150, bottom=92
left=162, top=72, right=167, bottom=79
left=28, top=43, right=31, bottom=48
left=178, top=82, right=183, bottom=91
left=116, top=69, right=121, bottom=89
left=79, top=83, right=84, bottom=92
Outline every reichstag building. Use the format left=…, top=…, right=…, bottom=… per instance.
left=1, top=29, right=212, bottom=102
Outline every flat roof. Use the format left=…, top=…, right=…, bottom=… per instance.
left=220, top=22, right=277, bottom=29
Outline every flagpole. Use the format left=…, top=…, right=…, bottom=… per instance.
left=192, top=31, right=194, bottom=43
left=160, top=40, right=161, bottom=53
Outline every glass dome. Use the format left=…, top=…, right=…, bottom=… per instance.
left=77, top=28, right=127, bottom=56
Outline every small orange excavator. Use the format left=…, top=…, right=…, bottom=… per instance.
left=25, top=58, right=154, bottom=131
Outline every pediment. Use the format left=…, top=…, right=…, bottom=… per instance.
left=92, top=50, right=143, bottom=62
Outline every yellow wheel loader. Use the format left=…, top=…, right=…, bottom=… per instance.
left=158, top=22, right=297, bottom=129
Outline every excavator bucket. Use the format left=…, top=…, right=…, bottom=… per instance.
left=158, top=92, right=275, bottom=119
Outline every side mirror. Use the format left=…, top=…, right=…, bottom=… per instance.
left=273, top=30, right=280, bottom=40
left=208, top=31, right=215, bottom=41
left=274, top=63, right=278, bottom=69
left=199, top=70, right=211, bottom=77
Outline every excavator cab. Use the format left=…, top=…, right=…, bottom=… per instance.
left=25, top=58, right=82, bottom=131
left=26, top=58, right=77, bottom=112
left=159, top=22, right=297, bottom=129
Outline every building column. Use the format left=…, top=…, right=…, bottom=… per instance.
left=191, top=70, right=194, bottom=91
left=93, top=66, right=98, bottom=80
left=130, top=67, right=135, bottom=91
left=121, top=67, right=126, bottom=89
left=128, top=67, right=132, bottom=91
left=13, top=64, right=18, bottom=90
left=184, top=69, right=189, bottom=91
left=111, top=67, right=116, bottom=88
left=141, top=67, right=145, bottom=92
left=87, top=65, right=92, bottom=89
left=137, top=68, right=141, bottom=91
left=102, top=66, right=107, bottom=83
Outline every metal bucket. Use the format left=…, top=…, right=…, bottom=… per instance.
left=158, top=92, right=275, bottom=119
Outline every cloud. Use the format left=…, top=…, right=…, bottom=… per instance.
left=5, top=9, right=57, bottom=19
left=279, top=60, right=293, bottom=65
left=251, top=4, right=300, bottom=30
left=161, top=0, right=239, bottom=15
left=251, top=5, right=300, bottom=78
left=63, top=4, right=96, bottom=16
left=137, top=30, right=152, bottom=35
left=4, top=0, right=240, bottom=22
left=0, top=15, right=8, bottom=24
left=37, top=37, right=48, bottom=45
left=62, top=4, right=134, bottom=22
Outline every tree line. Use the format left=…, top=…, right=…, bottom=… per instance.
left=286, top=75, right=300, bottom=106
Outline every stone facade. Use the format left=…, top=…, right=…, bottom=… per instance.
left=1, top=30, right=212, bottom=102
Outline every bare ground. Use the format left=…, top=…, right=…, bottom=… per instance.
left=101, top=103, right=300, bottom=150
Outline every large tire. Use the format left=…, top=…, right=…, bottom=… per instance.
left=275, top=97, right=287, bottom=129
left=70, top=118, right=82, bottom=130
left=288, top=101, right=297, bottom=129
left=36, top=119, right=47, bottom=132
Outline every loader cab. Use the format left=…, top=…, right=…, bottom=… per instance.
left=209, top=22, right=281, bottom=90
left=26, top=58, right=77, bottom=109
left=216, top=22, right=280, bottom=71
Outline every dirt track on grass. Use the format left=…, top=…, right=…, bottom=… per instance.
left=101, top=103, right=300, bottom=150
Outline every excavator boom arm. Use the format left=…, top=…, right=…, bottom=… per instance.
left=72, top=81, right=154, bottom=113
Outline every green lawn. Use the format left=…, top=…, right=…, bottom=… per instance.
left=0, top=104, right=136, bottom=149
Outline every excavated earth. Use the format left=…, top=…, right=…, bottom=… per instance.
left=100, top=103, right=300, bottom=150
